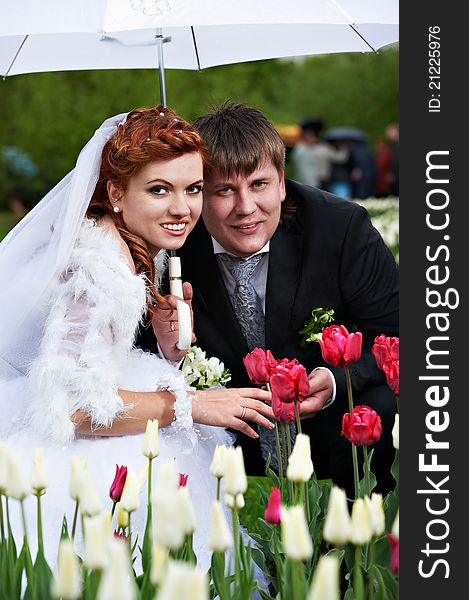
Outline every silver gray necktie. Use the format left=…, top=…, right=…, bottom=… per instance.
left=217, top=252, right=288, bottom=470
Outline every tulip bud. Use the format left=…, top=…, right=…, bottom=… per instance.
left=264, top=487, right=281, bottom=525
left=210, top=445, right=227, bottom=479
left=109, top=465, right=127, bottom=502
left=223, top=447, right=247, bottom=495
left=392, top=413, right=399, bottom=450
left=307, top=554, right=340, bottom=600
left=179, top=473, right=189, bottom=487
left=350, top=498, right=373, bottom=545
left=97, top=537, right=136, bottom=600
left=365, top=493, right=385, bottom=537
left=0, top=443, right=10, bottom=494
left=153, top=490, right=186, bottom=550
left=208, top=501, right=233, bottom=552
left=30, top=447, right=48, bottom=495
left=156, top=560, right=208, bottom=600
left=224, top=493, right=245, bottom=510
left=178, top=487, right=197, bottom=535
left=153, top=459, right=180, bottom=497
left=117, top=505, right=129, bottom=529
left=323, top=486, right=351, bottom=546
left=150, top=544, right=169, bottom=584
left=280, top=506, right=313, bottom=561
left=120, top=471, right=140, bottom=513
left=79, top=470, right=102, bottom=517
left=142, top=419, right=159, bottom=459
left=6, top=450, right=30, bottom=500
left=286, top=434, right=314, bottom=483
left=51, top=539, right=82, bottom=600
left=392, top=509, right=399, bottom=538
left=84, top=513, right=110, bottom=570
left=69, top=456, right=87, bottom=501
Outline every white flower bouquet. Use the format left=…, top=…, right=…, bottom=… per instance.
left=181, top=346, right=231, bottom=390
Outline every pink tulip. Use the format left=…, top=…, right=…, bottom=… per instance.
left=319, top=325, right=362, bottom=368
left=243, top=348, right=277, bottom=385
left=264, top=487, right=282, bottom=525
left=386, top=532, right=399, bottom=574
left=179, top=473, right=189, bottom=487
left=342, top=405, right=382, bottom=446
left=109, top=465, right=128, bottom=502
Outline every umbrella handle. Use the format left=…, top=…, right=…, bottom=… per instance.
left=155, top=28, right=171, bottom=106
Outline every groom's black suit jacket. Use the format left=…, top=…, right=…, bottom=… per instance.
left=138, top=180, right=399, bottom=486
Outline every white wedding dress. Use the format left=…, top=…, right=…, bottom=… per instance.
left=0, top=218, right=233, bottom=571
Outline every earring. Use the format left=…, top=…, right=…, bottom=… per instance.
left=113, top=206, right=120, bottom=213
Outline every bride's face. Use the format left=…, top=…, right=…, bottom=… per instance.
left=108, top=153, right=204, bottom=257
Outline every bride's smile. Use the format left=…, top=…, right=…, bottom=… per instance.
left=108, top=152, right=204, bottom=257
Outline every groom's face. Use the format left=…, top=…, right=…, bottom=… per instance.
left=202, top=161, right=286, bottom=258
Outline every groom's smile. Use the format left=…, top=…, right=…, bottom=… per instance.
left=202, top=161, right=286, bottom=258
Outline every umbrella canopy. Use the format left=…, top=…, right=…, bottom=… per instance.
left=0, top=0, right=398, bottom=77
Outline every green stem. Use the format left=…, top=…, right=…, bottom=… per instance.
left=304, top=482, right=311, bottom=523
left=216, top=478, right=221, bottom=502
left=294, top=401, right=302, bottom=435
left=273, top=531, right=283, bottom=600
left=291, top=560, right=304, bottom=600
left=36, top=494, right=44, bottom=553
left=6, top=497, right=12, bottom=537
left=345, top=366, right=360, bottom=499
left=147, top=456, right=153, bottom=531
left=363, top=445, right=371, bottom=498
left=284, top=424, right=294, bottom=503
left=128, top=512, right=132, bottom=557
left=286, top=425, right=292, bottom=456
left=274, top=422, right=284, bottom=480
left=0, top=494, right=5, bottom=541
left=111, top=500, right=117, bottom=517
left=71, top=499, right=79, bottom=541
left=20, top=500, right=28, bottom=546
left=354, top=546, right=365, bottom=600
left=231, top=508, right=240, bottom=586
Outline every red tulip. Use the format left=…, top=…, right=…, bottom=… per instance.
left=270, top=361, right=310, bottom=404
left=114, top=530, right=129, bottom=542
left=319, top=325, right=362, bottom=368
left=109, top=465, right=128, bottom=502
left=179, top=473, right=189, bottom=487
left=271, top=395, right=296, bottom=422
left=384, top=359, right=399, bottom=396
left=243, top=348, right=277, bottom=385
left=342, top=405, right=382, bottom=446
left=386, top=532, right=399, bottom=574
left=264, top=487, right=282, bottom=525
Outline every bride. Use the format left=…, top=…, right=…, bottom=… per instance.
left=0, top=105, right=274, bottom=568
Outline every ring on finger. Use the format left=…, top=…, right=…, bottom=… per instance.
left=240, top=406, right=247, bottom=420
left=169, top=321, right=175, bottom=332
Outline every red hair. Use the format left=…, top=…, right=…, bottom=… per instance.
left=87, top=105, right=209, bottom=314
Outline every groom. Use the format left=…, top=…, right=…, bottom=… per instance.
left=149, top=103, right=399, bottom=496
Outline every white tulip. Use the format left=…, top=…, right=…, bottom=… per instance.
left=137, top=462, right=149, bottom=493
left=69, top=456, right=88, bottom=501
left=84, top=512, right=111, bottom=570
left=6, top=450, right=30, bottom=500
left=365, top=493, right=385, bottom=537
left=223, top=447, right=247, bottom=495
left=208, top=501, right=233, bottom=552
left=78, top=470, right=102, bottom=517
left=392, top=509, right=399, bottom=539
left=31, top=447, right=48, bottom=494
left=323, top=486, right=351, bottom=546
left=157, top=560, right=208, bottom=600
left=51, top=539, right=82, bottom=600
left=210, top=445, right=228, bottom=479
left=308, top=554, right=340, bottom=600
left=117, top=505, right=129, bottom=529
left=150, top=544, right=169, bottom=585
left=97, top=537, right=136, bottom=600
left=280, top=506, right=313, bottom=561
left=350, top=498, right=373, bottom=546
left=392, top=413, right=399, bottom=450
left=120, top=471, right=140, bottom=513
left=153, top=490, right=185, bottom=550
left=0, top=443, right=10, bottom=494
left=153, top=459, right=180, bottom=497
left=178, top=487, right=197, bottom=535
left=224, top=492, right=245, bottom=510
left=287, top=434, right=314, bottom=483
left=142, top=419, right=159, bottom=459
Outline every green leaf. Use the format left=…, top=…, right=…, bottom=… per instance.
left=141, top=504, right=152, bottom=573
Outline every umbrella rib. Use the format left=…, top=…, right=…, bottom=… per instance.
left=349, top=24, right=377, bottom=53
left=4, top=34, right=29, bottom=79
left=190, top=27, right=201, bottom=71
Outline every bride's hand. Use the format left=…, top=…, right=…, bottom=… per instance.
left=191, top=387, right=274, bottom=438
left=151, top=282, right=196, bottom=362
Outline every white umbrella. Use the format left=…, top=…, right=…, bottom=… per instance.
left=0, top=0, right=398, bottom=102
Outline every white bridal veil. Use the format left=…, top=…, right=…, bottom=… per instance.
left=0, top=112, right=127, bottom=382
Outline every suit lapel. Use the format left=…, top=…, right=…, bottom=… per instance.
left=265, top=225, right=303, bottom=356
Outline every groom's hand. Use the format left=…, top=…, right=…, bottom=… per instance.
left=151, top=281, right=196, bottom=362
left=298, top=368, right=334, bottom=419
